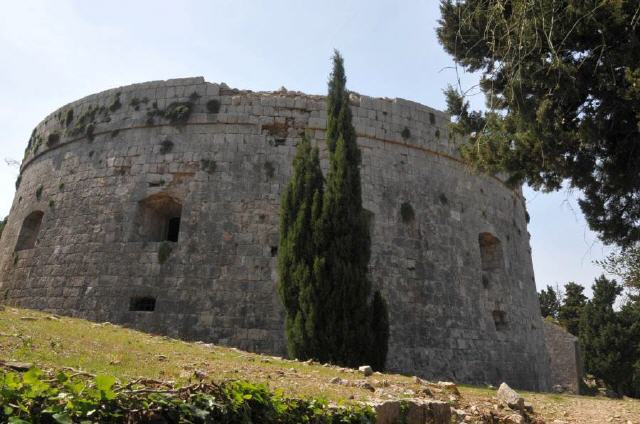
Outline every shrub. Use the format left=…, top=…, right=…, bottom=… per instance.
left=109, top=93, right=122, bottom=112
left=201, top=159, right=216, bottom=174
left=35, top=185, right=43, bottom=200
left=0, top=368, right=375, bottom=423
left=401, top=127, right=411, bottom=140
left=164, top=102, right=192, bottom=125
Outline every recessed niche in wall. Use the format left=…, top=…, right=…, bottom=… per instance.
left=478, top=232, right=504, bottom=272
left=132, top=193, right=182, bottom=242
left=492, top=310, right=507, bottom=331
left=129, top=296, right=156, bottom=312
left=15, top=211, right=44, bottom=251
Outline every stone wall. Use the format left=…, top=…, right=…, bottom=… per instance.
left=543, top=321, right=583, bottom=394
left=0, top=77, right=551, bottom=390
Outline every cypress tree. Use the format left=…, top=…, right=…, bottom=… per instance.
left=277, top=135, right=324, bottom=360
left=312, top=50, right=388, bottom=368
left=278, top=51, right=389, bottom=370
left=579, top=276, right=629, bottom=395
left=558, top=282, right=587, bottom=336
left=538, top=285, right=561, bottom=319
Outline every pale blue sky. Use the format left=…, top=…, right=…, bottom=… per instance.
left=0, top=0, right=612, bottom=295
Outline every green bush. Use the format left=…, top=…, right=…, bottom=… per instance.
left=158, top=242, right=174, bottom=264
left=164, top=102, right=193, bottom=125
left=0, top=368, right=375, bottom=423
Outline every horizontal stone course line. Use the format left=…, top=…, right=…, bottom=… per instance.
left=19, top=121, right=523, bottom=204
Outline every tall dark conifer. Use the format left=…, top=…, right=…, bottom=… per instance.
left=558, top=282, right=587, bottom=336
left=277, top=135, right=324, bottom=360
left=312, top=50, right=387, bottom=368
left=278, top=51, right=389, bottom=370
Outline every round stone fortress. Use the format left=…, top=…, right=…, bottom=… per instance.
left=0, top=77, right=551, bottom=390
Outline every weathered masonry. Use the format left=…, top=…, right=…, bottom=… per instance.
left=0, top=77, right=552, bottom=390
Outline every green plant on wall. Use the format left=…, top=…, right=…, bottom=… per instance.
left=108, top=93, right=122, bottom=112
left=200, top=159, right=216, bottom=175
left=158, top=242, right=173, bottom=264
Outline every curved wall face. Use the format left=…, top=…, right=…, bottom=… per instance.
left=0, top=77, right=550, bottom=390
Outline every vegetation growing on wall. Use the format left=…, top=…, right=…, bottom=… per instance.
left=35, top=185, right=43, bottom=201
left=200, top=159, right=216, bottom=174
left=158, top=242, right=174, bottom=264
left=108, top=92, right=122, bottom=112
left=146, top=101, right=194, bottom=126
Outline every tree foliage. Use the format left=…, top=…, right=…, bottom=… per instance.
left=437, top=0, right=640, bottom=247
left=538, top=285, right=561, bottom=319
left=278, top=51, right=389, bottom=370
left=0, top=367, right=375, bottom=423
left=599, top=245, right=640, bottom=291
left=580, top=276, right=640, bottom=396
left=277, top=135, right=324, bottom=360
left=557, top=282, right=586, bottom=336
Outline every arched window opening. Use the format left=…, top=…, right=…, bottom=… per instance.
left=133, top=193, right=182, bottom=243
left=15, top=211, right=44, bottom=251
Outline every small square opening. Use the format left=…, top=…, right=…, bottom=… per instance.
left=130, top=296, right=156, bottom=312
left=492, top=310, right=507, bottom=331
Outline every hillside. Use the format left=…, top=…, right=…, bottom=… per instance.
left=0, top=306, right=639, bottom=423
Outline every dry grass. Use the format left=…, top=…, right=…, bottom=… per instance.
left=1, top=307, right=639, bottom=423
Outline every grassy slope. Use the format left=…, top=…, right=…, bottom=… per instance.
left=1, top=307, right=639, bottom=423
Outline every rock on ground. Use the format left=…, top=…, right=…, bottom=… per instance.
left=497, top=382, right=525, bottom=411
